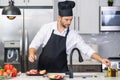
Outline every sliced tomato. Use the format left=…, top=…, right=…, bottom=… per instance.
left=54, top=74, right=64, bottom=79
left=27, top=69, right=39, bottom=74
left=60, top=75, right=64, bottom=78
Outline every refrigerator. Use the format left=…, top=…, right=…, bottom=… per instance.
left=0, top=8, right=53, bottom=72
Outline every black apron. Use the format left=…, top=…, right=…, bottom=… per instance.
left=37, top=28, right=69, bottom=73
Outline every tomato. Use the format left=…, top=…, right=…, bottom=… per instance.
left=6, top=69, right=12, bottom=74
left=4, top=64, right=14, bottom=70
left=12, top=67, right=18, bottom=73
left=12, top=72, right=17, bottom=77
left=0, top=70, right=3, bottom=76
left=3, top=72, right=8, bottom=76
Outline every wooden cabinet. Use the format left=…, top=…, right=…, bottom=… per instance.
left=0, top=0, right=53, bottom=6
left=71, top=0, right=99, bottom=34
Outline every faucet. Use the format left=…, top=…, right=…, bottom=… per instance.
left=67, top=48, right=83, bottom=78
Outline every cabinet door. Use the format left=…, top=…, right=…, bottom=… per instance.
left=70, top=0, right=78, bottom=31
left=99, top=0, right=108, bottom=6
left=0, top=0, right=8, bottom=6
left=0, top=0, right=26, bottom=6
left=77, top=0, right=99, bottom=34
left=27, top=0, right=53, bottom=6
left=0, top=0, right=53, bottom=6
left=14, top=0, right=26, bottom=6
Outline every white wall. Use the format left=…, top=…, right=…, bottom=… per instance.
left=100, top=0, right=120, bottom=6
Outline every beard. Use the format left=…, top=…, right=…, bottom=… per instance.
left=60, top=21, right=70, bottom=28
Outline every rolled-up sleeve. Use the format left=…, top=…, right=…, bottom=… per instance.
left=75, top=34, right=96, bottom=57
left=29, top=25, right=47, bottom=50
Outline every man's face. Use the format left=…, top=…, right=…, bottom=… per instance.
left=59, top=16, right=73, bottom=28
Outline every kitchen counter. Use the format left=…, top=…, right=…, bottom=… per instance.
left=9, top=71, right=120, bottom=80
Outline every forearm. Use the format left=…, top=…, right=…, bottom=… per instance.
left=91, top=52, right=104, bottom=63
left=91, top=52, right=111, bottom=67
left=29, top=48, right=36, bottom=55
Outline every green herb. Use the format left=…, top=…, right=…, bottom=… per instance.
left=108, top=0, right=113, bottom=2
left=0, top=66, right=5, bottom=72
left=0, top=66, right=2, bottom=69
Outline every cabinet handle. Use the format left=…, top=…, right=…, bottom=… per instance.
left=78, top=16, right=80, bottom=31
left=24, top=0, right=25, bottom=3
left=28, top=0, right=30, bottom=3
left=74, top=16, right=76, bottom=30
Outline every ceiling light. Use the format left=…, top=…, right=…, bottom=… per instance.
left=2, top=0, right=21, bottom=15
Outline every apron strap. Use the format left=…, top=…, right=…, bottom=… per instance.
left=65, top=28, right=69, bottom=37
left=52, top=30, right=54, bottom=34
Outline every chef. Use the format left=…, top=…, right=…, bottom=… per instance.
left=29, top=1, right=110, bottom=72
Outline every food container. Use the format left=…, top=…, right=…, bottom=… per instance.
left=0, top=74, right=11, bottom=80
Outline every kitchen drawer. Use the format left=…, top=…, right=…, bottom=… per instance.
left=4, top=40, right=20, bottom=48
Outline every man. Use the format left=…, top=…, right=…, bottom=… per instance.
left=29, top=1, right=110, bottom=72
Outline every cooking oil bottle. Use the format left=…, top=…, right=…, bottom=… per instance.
left=116, top=68, right=118, bottom=77
left=107, top=63, right=118, bottom=77
left=107, top=67, right=112, bottom=77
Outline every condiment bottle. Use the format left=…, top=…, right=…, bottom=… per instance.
left=116, top=68, right=118, bottom=77
left=107, top=67, right=112, bottom=77
left=111, top=63, right=118, bottom=77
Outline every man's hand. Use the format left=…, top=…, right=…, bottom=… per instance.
left=101, top=58, right=111, bottom=67
left=29, top=53, right=37, bottom=63
left=29, top=48, right=37, bottom=62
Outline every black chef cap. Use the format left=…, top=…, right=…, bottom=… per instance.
left=58, top=1, right=75, bottom=16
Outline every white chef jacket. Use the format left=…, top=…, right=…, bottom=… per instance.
left=29, top=21, right=96, bottom=57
